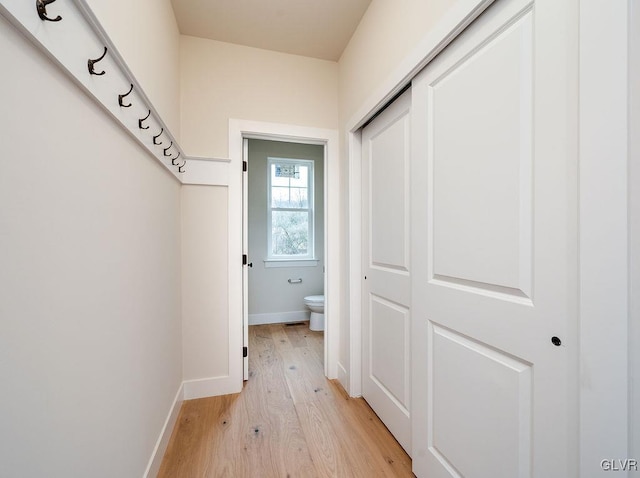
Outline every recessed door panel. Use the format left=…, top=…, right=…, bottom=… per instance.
left=430, top=325, right=532, bottom=478
left=430, top=5, right=533, bottom=299
left=370, top=116, right=410, bottom=272
left=370, top=296, right=410, bottom=410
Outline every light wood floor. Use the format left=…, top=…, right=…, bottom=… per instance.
left=158, top=323, right=414, bottom=477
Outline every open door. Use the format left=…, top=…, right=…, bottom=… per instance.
left=242, top=138, right=249, bottom=380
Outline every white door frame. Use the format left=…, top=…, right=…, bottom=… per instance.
left=578, top=1, right=632, bottom=472
left=630, top=0, right=640, bottom=461
left=229, top=119, right=340, bottom=380
left=345, top=0, right=631, bottom=469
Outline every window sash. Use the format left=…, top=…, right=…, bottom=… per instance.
left=267, top=158, right=314, bottom=260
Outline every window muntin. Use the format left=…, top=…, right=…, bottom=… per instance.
left=267, top=158, right=314, bottom=260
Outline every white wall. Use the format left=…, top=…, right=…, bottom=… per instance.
left=181, top=186, right=229, bottom=381
left=180, top=35, right=339, bottom=158
left=247, top=139, right=324, bottom=319
left=0, top=14, right=182, bottom=478
left=86, top=0, right=181, bottom=139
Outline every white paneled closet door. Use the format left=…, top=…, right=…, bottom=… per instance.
left=411, top=0, right=578, bottom=476
left=362, top=89, right=412, bottom=455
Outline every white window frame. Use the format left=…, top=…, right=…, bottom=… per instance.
left=266, top=157, right=315, bottom=265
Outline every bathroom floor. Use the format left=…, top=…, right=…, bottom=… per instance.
left=158, top=322, right=413, bottom=477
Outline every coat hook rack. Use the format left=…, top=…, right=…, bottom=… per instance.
left=163, top=141, right=174, bottom=157
left=171, top=152, right=181, bottom=166
left=88, top=47, right=107, bottom=76
left=138, top=110, right=151, bottom=130
left=118, top=83, right=134, bottom=108
left=36, top=0, right=61, bottom=22
left=152, top=128, right=163, bottom=145
left=178, top=159, right=187, bottom=173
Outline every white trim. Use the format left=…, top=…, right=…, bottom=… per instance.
left=181, top=157, right=230, bottom=186
left=230, top=119, right=339, bottom=380
left=578, top=1, right=630, bottom=473
left=337, top=361, right=348, bottom=390
left=183, top=376, right=242, bottom=401
left=263, top=259, right=319, bottom=268
left=630, top=0, right=640, bottom=461
left=143, top=383, right=184, bottom=478
left=347, top=129, right=363, bottom=397
left=346, top=0, right=497, bottom=398
left=249, top=311, right=310, bottom=326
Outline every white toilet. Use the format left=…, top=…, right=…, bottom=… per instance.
left=304, top=295, right=325, bottom=331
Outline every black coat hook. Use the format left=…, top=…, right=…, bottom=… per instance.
left=163, top=142, right=174, bottom=157
left=138, top=110, right=151, bottom=130
left=153, top=128, right=164, bottom=145
left=118, top=84, right=134, bottom=108
left=36, top=0, right=61, bottom=22
left=178, top=159, right=187, bottom=173
left=88, top=47, right=107, bottom=76
left=171, top=152, right=181, bottom=166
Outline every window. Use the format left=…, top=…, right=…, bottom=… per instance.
left=267, top=157, right=314, bottom=261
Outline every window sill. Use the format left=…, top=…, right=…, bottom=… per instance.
left=263, top=259, right=319, bottom=268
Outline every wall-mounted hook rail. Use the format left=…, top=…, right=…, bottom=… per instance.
left=36, top=0, right=61, bottom=22
left=138, top=110, right=151, bottom=130
left=88, top=46, right=107, bottom=76
left=118, top=83, right=133, bottom=108
left=178, top=159, right=187, bottom=173
left=171, top=152, right=181, bottom=166
left=152, top=128, right=163, bottom=145
left=163, top=142, right=174, bottom=157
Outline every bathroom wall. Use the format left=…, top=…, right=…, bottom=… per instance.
left=248, top=139, right=324, bottom=324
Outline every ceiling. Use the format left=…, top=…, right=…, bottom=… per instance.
left=170, top=0, right=372, bottom=61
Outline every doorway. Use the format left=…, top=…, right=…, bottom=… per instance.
left=230, top=119, right=339, bottom=384
left=243, top=139, right=326, bottom=377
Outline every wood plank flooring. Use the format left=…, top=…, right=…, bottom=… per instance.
left=158, top=323, right=414, bottom=477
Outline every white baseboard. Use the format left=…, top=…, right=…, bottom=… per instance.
left=183, top=375, right=243, bottom=400
left=144, top=383, right=184, bottom=478
left=337, top=361, right=351, bottom=396
left=248, top=310, right=310, bottom=326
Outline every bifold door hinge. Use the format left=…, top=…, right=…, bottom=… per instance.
left=243, top=161, right=247, bottom=172
left=243, top=254, right=247, bottom=265
left=243, top=346, right=248, bottom=358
